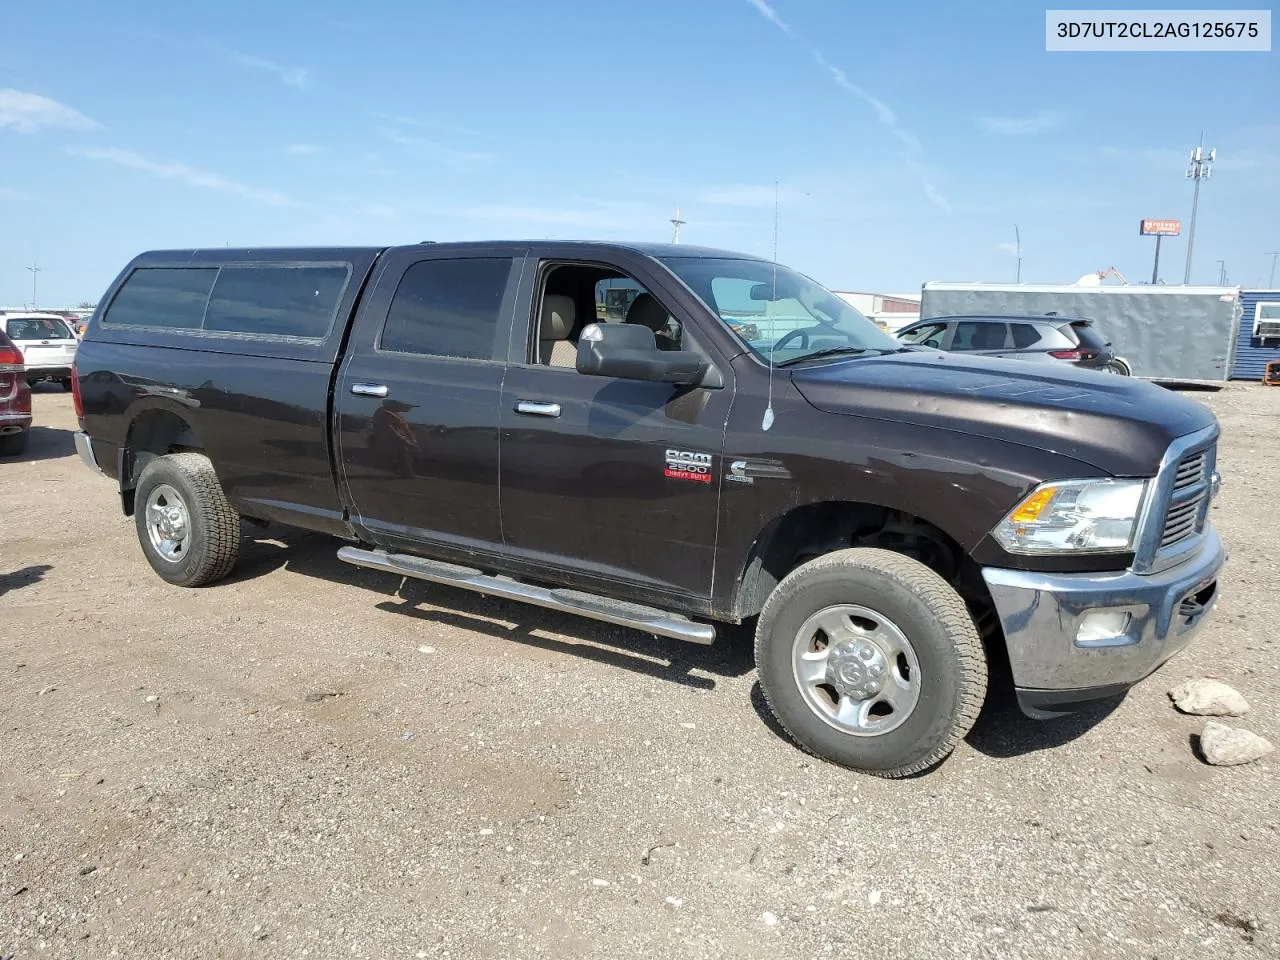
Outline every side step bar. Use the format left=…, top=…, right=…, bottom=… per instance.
left=336, top=546, right=716, bottom=646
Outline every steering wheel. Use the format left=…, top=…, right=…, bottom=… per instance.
left=774, top=328, right=812, bottom=351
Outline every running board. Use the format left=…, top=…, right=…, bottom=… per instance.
left=336, top=546, right=716, bottom=645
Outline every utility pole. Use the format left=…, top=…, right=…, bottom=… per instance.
left=1183, top=136, right=1215, bottom=284
left=1267, top=251, right=1280, bottom=288
left=1013, top=224, right=1022, bottom=283
left=669, top=206, right=686, bottom=244
left=26, top=261, right=41, bottom=309
left=1216, top=260, right=1227, bottom=285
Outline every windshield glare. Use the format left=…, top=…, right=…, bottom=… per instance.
left=6, top=316, right=73, bottom=340
left=660, top=257, right=899, bottom=364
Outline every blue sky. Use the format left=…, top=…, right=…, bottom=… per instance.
left=1, top=0, right=1277, bottom=306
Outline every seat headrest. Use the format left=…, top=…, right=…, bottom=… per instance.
left=625, top=293, right=668, bottom=333
left=540, top=294, right=575, bottom=340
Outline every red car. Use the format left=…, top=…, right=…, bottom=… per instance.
left=0, top=327, right=33, bottom=456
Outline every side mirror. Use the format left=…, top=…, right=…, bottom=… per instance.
left=576, top=323, right=709, bottom=386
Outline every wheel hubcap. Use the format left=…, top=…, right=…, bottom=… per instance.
left=145, top=484, right=191, bottom=563
left=791, top=604, right=921, bottom=736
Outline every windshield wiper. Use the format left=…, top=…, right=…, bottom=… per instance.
left=776, top=346, right=875, bottom=367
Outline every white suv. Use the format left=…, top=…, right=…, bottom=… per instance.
left=3, top=313, right=79, bottom=390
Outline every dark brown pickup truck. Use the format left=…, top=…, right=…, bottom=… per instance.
left=72, top=241, right=1225, bottom=777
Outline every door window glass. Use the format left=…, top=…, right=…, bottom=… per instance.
left=951, top=321, right=1008, bottom=351
left=381, top=258, right=513, bottom=360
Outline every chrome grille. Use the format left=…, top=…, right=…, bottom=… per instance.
left=1158, top=446, right=1214, bottom=552
left=1173, top=451, right=1206, bottom=491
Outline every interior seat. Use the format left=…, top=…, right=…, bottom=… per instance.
left=625, top=293, right=676, bottom=350
left=539, top=294, right=578, bottom=367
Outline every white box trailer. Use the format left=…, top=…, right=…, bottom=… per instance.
left=919, top=283, right=1242, bottom=383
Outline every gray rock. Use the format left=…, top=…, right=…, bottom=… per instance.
left=1199, top=721, right=1275, bottom=766
left=1168, top=679, right=1250, bottom=717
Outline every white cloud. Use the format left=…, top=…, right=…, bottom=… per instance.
left=978, top=111, right=1065, bottom=135
left=286, top=143, right=325, bottom=155
left=996, top=241, right=1020, bottom=256
left=226, top=50, right=309, bottom=90
left=742, top=4, right=949, bottom=212
left=0, top=89, right=100, bottom=133
left=376, top=128, right=497, bottom=166
left=68, top=146, right=295, bottom=207
left=811, top=52, right=896, bottom=125
left=744, top=0, right=795, bottom=38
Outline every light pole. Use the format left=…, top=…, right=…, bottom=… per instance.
left=1216, top=259, right=1227, bottom=285
left=1267, top=251, right=1280, bottom=288
left=26, top=261, right=41, bottom=309
left=1183, top=138, right=1215, bottom=284
left=1013, top=224, right=1022, bottom=283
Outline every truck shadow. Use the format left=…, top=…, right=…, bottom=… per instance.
left=228, top=528, right=755, bottom=691
left=229, top=528, right=1120, bottom=760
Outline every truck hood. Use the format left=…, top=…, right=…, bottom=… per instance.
left=790, top=350, right=1216, bottom=476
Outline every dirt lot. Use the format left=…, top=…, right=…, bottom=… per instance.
left=2, top=384, right=1278, bottom=959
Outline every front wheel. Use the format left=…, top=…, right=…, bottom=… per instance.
left=754, top=548, right=987, bottom=778
left=134, top=452, right=240, bottom=586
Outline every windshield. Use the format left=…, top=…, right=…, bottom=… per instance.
left=6, top=316, right=74, bottom=340
left=659, top=257, right=899, bottom=364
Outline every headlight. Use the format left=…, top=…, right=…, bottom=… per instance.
left=993, top=478, right=1148, bottom=554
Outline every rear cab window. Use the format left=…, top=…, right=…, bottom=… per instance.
left=103, top=264, right=350, bottom=340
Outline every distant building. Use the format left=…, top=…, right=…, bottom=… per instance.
left=833, top=291, right=920, bottom=332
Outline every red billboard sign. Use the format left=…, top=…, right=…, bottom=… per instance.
left=1140, top=219, right=1181, bottom=236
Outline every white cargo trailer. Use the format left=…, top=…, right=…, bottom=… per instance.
left=919, top=283, right=1242, bottom=383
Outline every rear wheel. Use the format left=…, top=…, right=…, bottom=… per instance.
left=1107, top=358, right=1131, bottom=376
left=134, top=452, right=240, bottom=586
left=60, top=377, right=73, bottom=391
left=754, top=548, right=986, bottom=778
left=0, top=431, right=28, bottom=457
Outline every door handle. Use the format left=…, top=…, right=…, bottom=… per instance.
left=350, top=383, right=389, bottom=398
left=514, top=400, right=561, bottom=418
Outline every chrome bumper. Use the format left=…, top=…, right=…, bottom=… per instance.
left=74, top=431, right=103, bottom=475
left=982, top=528, right=1225, bottom=693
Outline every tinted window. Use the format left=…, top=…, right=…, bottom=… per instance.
left=951, top=320, right=1008, bottom=351
left=1009, top=323, right=1044, bottom=349
left=381, top=258, right=512, bottom=360
left=1067, top=322, right=1108, bottom=350
left=899, top=322, right=946, bottom=345
left=104, top=268, right=217, bottom=329
left=204, top=265, right=349, bottom=339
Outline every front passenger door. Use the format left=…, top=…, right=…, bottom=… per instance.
left=498, top=254, right=734, bottom=608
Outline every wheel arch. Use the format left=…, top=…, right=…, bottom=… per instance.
left=119, top=403, right=205, bottom=515
left=729, top=499, right=991, bottom=624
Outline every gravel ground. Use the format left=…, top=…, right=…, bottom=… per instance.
left=2, top=384, right=1277, bottom=960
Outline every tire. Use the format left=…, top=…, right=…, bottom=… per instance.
left=754, top=548, right=986, bottom=778
left=0, top=431, right=28, bottom=457
left=1107, top=359, right=1131, bottom=376
left=60, top=378, right=73, bottom=391
left=134, top=452, right=240, bottom=586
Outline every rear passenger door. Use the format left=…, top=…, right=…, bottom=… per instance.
left=335, top=247, right=525, bottom=558
left=947, top=320, right=1012, bottom=356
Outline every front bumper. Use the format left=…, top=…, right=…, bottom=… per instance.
left=982, top=529, right=1225, bottom=716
